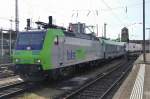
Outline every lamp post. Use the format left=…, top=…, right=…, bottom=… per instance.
left=15, top=0, right=19, bottom=34
left=9, top=19, right=13, bottom=56
left=146, top=28, right=150, bottom=53
left=143, top=0, right=146, bottom=62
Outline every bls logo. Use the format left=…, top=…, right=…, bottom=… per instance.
left=67, top=50, right=76, bottom=60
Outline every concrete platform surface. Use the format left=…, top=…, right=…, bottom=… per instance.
left=113, top=53, right=150, bottom=99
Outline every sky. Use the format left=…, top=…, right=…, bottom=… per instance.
left=0, top=0, right=150, bottom=40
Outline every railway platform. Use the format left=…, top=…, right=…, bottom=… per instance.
left=113, top=53, right=150, bottom=99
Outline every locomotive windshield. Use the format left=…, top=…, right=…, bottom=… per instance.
left=16, top=31, right=46, bottom=50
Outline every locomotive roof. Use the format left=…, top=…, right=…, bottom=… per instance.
left=20, top=29, right=47, bottom=33
left=64, top=31, right=99, bottom=41
left=101, top=39, right=125, bottom=46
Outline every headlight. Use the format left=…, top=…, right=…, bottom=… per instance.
left=35, top=59, right=41, bottom=63
left=15, top=59, right=19, bottom=62
left=37, top=59, right=41, bottom=63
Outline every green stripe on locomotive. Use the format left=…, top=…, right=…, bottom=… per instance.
left=13, top=50, right=40, bottom=64
left=13, top=28, right=64, bottom=70
left=75, top=48, right=86, bottom=60
left=40, top=29, right=64, bottom=70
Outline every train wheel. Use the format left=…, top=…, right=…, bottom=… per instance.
left=50, top=69, right=61, bottom=80
left=59, top=67, right=73, bottom=78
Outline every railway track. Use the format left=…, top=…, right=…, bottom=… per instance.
left=0, top=63, right=14, bottom=66
left=0, top=80, right=27, bottom=98
left=0, top=63, right=15, bottom=79
left=62, top=60, right=134, bottom=99
left=0, top=80, right=37, bottom=99
left=0, top=63, right=14, bottom=70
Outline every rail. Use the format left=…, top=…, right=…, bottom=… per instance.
left=62, top=60, right=134, bottom=99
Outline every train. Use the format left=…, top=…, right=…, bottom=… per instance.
left=125, top=43, right=142, bottom=57
left=12, top=16, right=126, bottom=81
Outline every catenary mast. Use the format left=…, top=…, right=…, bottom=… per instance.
left=15, top=0, right=19, bottom=33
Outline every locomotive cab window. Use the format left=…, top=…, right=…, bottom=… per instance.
left=16, top=31, right=46, bottom=50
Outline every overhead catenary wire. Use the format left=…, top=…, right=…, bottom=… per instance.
left=70, top=0, right=149, bottom=26
left=70, top=0, right=150, bottom=14
left=101, top=0, right=125, bottom=25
